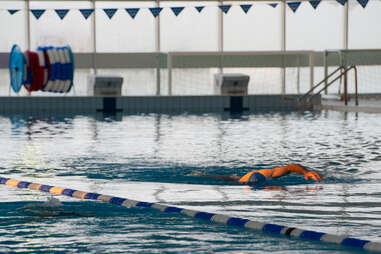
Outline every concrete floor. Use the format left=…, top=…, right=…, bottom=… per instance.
left=316, top=96, right=381, bottom=113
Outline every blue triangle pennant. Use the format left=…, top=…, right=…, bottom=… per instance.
left=55, top=9, right=70, bottom=20
left=103, top=8, right=117, bottom=19
left=31, top=9, right=45, bottom=20
left=356, top=0, right=369, bottom=8
left=336, top=0, right=347, bottom=6
left=240, top=4, right=252, bottom=14
left=287, top=2, right=302, bottom=12
left=171, top=7, right=184, bottom=16
left=218, top=5, right=232, bottom=14
left=79, top=9, right=94, bottom=19
left=125, top=8, right=139, bottom=19
left=268, top=3, right=278, bottom=8
left=8, top=9, right=20, bottom=15
left=195, top=6, right=205, bottom=13
left=149, top=7, right=163, bottom=18
left=309, top=0, right=321, bottom=9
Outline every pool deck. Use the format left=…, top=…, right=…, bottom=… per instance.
left=317, top=96, right=381, bottom=113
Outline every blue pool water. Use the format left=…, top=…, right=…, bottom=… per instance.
left=1, top=111, right=381, bottom=253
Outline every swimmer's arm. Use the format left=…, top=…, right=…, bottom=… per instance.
left=271, top=164, right=322, bottom=182
left=186, top=171, right=241, bottom=182
left=203, top=174, right=241, bottom=182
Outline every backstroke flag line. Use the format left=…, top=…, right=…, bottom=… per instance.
left=1, top=0, right=373, bottom=20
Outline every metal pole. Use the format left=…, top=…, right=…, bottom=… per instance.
left=343, top=1, right=348, bottom=49
left=218, top=0, right=223, bottom=73
left=354, top=66, right=358, bottom=106
left=281, top=0, right=286, bottom=52
left=324, top=50, right=328, bottom=94
left=296, top=59, right=300, bottom=94
left=343, top=3, right=349, bottom=103
left=167, top=53, right=172, bottom=96
left=281, top=0, right=286, bottom=94
left=155, top=0, right=161, bottom=95
left=309, top=52, right=314, bottom=90
left=26, top=0, right=31, bottom=96
left=344, top=67, right=348, bottom=105
left=26, top=0, right=31, bottom=50
left=92, top=0, right=97, bottom=75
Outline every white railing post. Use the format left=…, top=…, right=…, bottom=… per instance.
left=343, top=1, right=349, bottom=49
left=167, top=52, right=172, bottom=96
left=92, top=0, right=97, bottom=75
left=309, top=51, right=314, bottom=90
left=26, top=0, right=31, bottom=50
left=324, top=50, right=328, bottom=94
left=218, top=0, right=224, bottom=73
left=281, top=0, right=286, bottom=94
left=156, top=0, right=161, bottom=95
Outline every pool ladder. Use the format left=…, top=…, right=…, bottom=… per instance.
left=297, top=65, right=358, bottom=110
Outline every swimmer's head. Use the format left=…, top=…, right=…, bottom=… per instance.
left=247, top=172, right=266, bottom=186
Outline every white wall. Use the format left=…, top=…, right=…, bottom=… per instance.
left=2, top=0, right=381, bottom=53
left=95, top=1, right=156, bottom=52
left=286, top=1, right=344, bottom=50
left=160, top=1, right=219, bottom=52
left=348, top=0, right=381, bottom=49
left=224, top=2, right=282, bottom=51
left=0, top=1, right=28, bottom=52
left=29, top=1, right=94, bottom=52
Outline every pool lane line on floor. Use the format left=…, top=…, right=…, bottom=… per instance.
left=1, top=176, right=381, bottom=253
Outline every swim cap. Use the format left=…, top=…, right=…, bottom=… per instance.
left=247, top=172, right=266, bottom=185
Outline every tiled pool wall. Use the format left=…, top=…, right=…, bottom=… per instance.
left=0, top=95, right=321, bottom=114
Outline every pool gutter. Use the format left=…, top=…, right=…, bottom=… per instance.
left=0, top=94, right=321, bottom=114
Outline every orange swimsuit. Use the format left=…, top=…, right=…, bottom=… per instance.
left=238, top=164, right=322, bottom=183
left=238, top=168, right=276, bottom=183
left=239, top=169, right=273, bottom=183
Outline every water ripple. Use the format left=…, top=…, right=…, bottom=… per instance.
left=1, top=111, right=381, bottom=252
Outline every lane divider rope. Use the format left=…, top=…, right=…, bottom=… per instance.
left=1, top=176, right=380, bottom=253
left=9, top=44, right=74, bottom=94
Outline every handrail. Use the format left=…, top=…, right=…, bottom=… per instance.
left=298, top=65, right=358, bottom=109
left=298, top=66, right=344, bottom=103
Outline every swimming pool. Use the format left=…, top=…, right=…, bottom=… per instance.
left=0, top=110, right=381, bottom=253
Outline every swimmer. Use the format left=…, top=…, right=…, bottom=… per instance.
left=187, top=164, right=322, bottom=185
left=19, top=197, right=92, bottom=217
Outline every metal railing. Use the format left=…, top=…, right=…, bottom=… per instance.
left=297, top=65, right=358, bottom=109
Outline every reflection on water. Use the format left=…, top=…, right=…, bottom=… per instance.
left=0, top=111, right=381, bottom=253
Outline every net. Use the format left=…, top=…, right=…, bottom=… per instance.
left=166, top=51, right=315, bottom=96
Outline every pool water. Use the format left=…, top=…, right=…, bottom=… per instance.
left=0, top=111, right=381, bottom=253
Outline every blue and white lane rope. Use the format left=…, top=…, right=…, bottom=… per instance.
left=1, top=176, right=380, bottom=253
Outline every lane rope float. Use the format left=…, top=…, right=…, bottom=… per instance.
left=9, top=45, right=24, bottom=93
left=65, top=45, right=75, bottom=93
left=0, top=176, right=380, bottom=253
left=57, top=47, right=66, bottom=93
left=22, top=53, right=28, bottom=86
left=23, top=51, right=32, bottom=91
left=8, top=44, right=74, bottom=94
left=35, top=49, right=46, bottom=91
left=25, top=50, right=44, bottom=92
left=51, top=47, right=60, bottom=93
left=45, top=46, right=56, bottom=92
left=37, top=47, right=49, bottom=90
left=61, top=47, right=71, bottom=93
left=57, top=47, right=68, bottom=93
left=21, top=51, right=33, bottom=89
